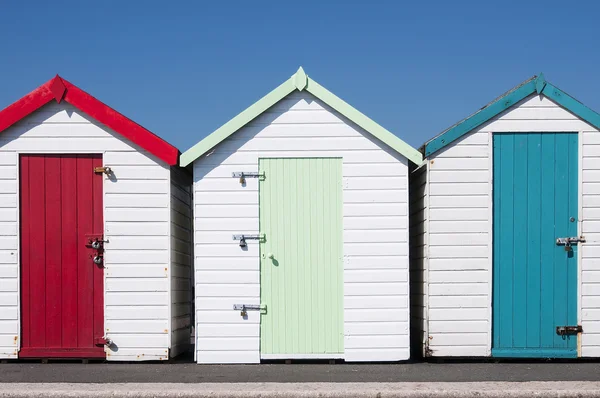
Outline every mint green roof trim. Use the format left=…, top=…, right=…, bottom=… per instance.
left=423, top=73, right=600, bottom=157
left=305, top=77, right=422, bottom=165
left=179, top=76, right=296, bottom=167
left=180, top=67, right=422, bottom=167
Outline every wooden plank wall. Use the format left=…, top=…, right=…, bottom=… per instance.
left=193, top=91, right=411, bottom=363
left=0, top=102, right=174, bottom=361
left=426, top=94, right=600, bottom=357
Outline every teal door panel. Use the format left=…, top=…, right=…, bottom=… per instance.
left=259, top=158, right=343, bottom=356
left=492, top=132, right=578, bottom=358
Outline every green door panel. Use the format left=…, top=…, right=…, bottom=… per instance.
left=259, top=158, right=343, bottom=355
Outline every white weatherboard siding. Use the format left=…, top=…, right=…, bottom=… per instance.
left=424, top=93, right=600, bottom=357
left=0, top=102, right=174, bottom=361
left=409, top=164, right=427, bottom=357
left=170, top=168, right=193, bottom=357
left=194, top=91, right=410, bottom=364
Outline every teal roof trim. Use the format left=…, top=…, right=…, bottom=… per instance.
left=424, top=74, right=600, bottom=157
left=424, top=79, right=537, bottom=157
left=542, top=82, right=600, bottom=130
left=180, top=67, right=423, bottom=167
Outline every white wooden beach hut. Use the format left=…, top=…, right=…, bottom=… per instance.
left=0, top=75, right=193, bottom=361
left=411, top=74, right=600, bottom=359
left=181, top=67, right=423, bottom=364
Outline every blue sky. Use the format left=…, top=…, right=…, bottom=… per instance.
left=0, top=0, right=598, bottom=151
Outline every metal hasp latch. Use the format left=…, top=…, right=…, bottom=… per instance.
left=93, top=166, right=112, bottom=175
left=233, top=304, right=267, bottom=317
left=556, top=236, right=586, bottom=252
left=232, top=171, right=265, bottom=184
left=94, top=336, right=114, bottom=347
left=556, top=325, right=583, bottom=336
left=233, top=234, right=265, bottom=248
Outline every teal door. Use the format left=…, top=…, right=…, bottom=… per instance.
left=259, top=158, right=344, bottom=356
left=493, top=133, right=579, bottom=358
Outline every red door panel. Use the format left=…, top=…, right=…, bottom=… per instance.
left=20, top=154, right=104, bottom=358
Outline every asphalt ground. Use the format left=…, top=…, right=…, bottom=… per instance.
left=2, top=359, right=600, bottom=383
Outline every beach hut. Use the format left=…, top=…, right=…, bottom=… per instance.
left=181, top=67, right=422, bottom=364
left=411, top=74, right=600, bottom=358
left=0, top=76, right=193, bottom=361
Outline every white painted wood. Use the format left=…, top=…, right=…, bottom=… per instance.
left=428, top=320, right=488, bottom=334
left=0, top=101, right=191, bottom=361
left=105, top=193, right=169, bottom=208
left=105, top=319, right=170, bottom=334
left=428, top=233, right=488, bottom=246
left=409, top=163, right=428, bottom=357
left=428, top=333, right=488, bottom=346
left=197, top=350, right=259, bottom=364
left=344, top=256, right=408, bottom=269
left=193, top=91, right=410, bottom=363
left=196, top=283, right=260, bottom=298
left=344, top=216, right=408, bottom=230
left=197, top=337, right=259, bottom=351
left=344, top=348, right=409, bottom=362
left=105, top=306, right=169, bottom=320
left=196, top=309, right=260, bottom=324
left=425, top=128, right=489, bottom=358
left=345, top=334, right=409, bottom=349
left=345, top=321, right=408, bottom=335
left=582, top=124, right=600, bottom=355
left=200, top=149, right=404, bottom=166
left=429, top=170, right=488, bottom=183
left=345, top=282, right=408, bottom=296
left=106, top=278, right=168, bottom=292
left=105, top=292, right=170, bottom=306
left=169, top=168, right=193, bottom=354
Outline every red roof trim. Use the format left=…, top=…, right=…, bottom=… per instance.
left=0, top=75, right=180, bottom=166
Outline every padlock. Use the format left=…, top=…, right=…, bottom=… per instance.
left=565, top=242, right=573, bottom=252
left=93, top=254, right=103, bottom=265
left=91, top=239, right=103, bottom=250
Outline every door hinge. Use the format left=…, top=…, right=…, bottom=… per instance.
left=556, top=325, right=583, bottom=336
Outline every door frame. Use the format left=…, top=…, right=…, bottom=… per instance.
left=16, top=152, right=107, bottom=358
left=488, top=131, right=582, bottom=358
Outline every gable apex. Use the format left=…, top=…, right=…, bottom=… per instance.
left=180, top=68, right=422, bottom=166
left=423, top=74, right=600, bottom=157
left=0, top=75, right=180, bottom=165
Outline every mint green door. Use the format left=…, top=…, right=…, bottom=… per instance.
left=259, top=158, right=343, bottom=356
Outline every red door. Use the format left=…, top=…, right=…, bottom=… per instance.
left=19, top=154, right=105, bottom=358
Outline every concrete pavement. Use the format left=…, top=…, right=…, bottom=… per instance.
left=1, top=382, right=600, bottom=398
